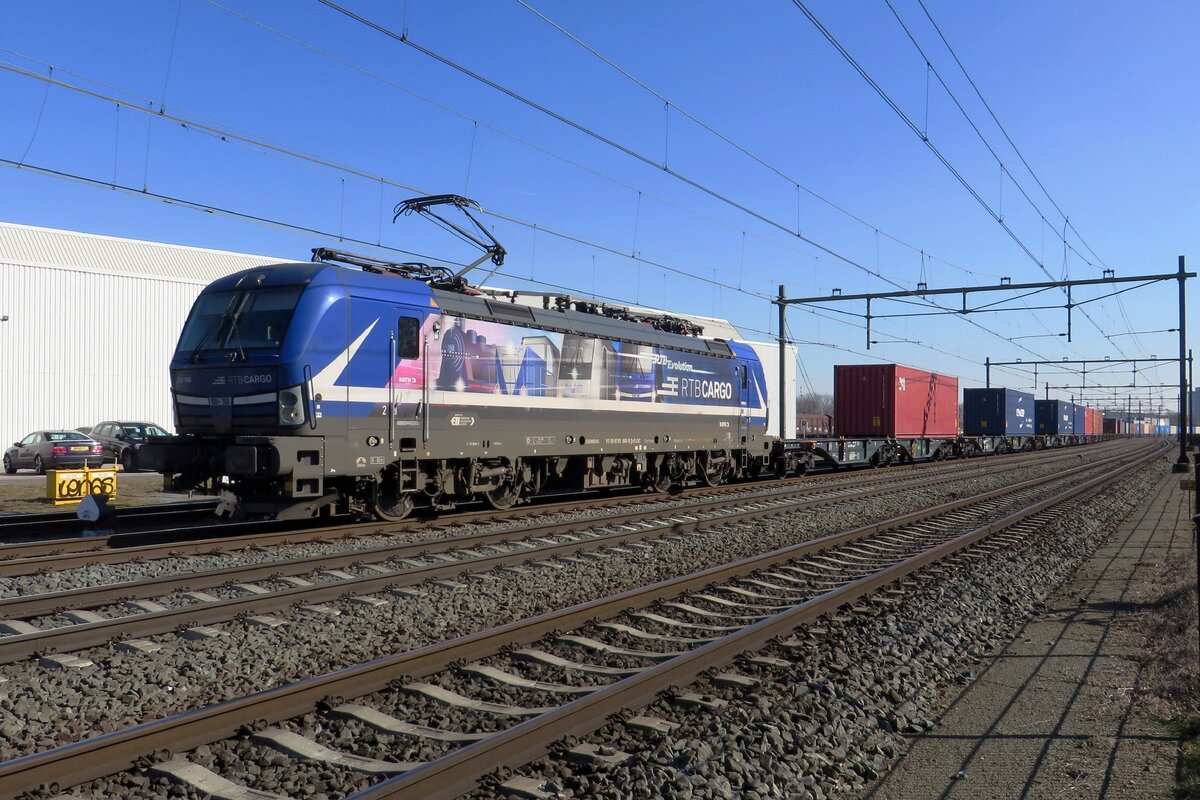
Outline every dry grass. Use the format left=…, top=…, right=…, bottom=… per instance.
left=1138, top=553, right=1200, bottom=798
left=0, top=473, right=198, bottom=515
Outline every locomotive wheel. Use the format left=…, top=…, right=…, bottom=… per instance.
left=698, top=452, right=727, bottom=487
left=643, top=470, right=672, bottom=493
left=485, top=482, right=519, bottom=510
left=372, top=466, right=414, bottom=521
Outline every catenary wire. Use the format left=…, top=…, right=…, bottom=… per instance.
left=511, top=0, right=1000, bottom=282
left=0, top=43, right=1024, bottom=370
left=314, top=0, right=1067, bottom=365
left=910, top=0, right=1152, bottom=359
left=876, top=0, right=1131, bottom=356
left=792, top=0, right=1125, bottom=358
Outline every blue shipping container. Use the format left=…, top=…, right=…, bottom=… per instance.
left=963, top=388, right=1036, bottom=436
left=1035, top=399, right=1074, bottom=434
left=1072, top=404, right=1086, bottom=435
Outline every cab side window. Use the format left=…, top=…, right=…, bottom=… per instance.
left=398, top=317, right=420, bottom=360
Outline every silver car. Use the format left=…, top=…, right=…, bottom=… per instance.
left=4, top=431, right=105, bottom=474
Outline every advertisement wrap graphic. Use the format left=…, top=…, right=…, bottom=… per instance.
left=391, top=315, right=746, bottom=409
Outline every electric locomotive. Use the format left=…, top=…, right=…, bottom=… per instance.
left=143, top=197, right=773, bottom=520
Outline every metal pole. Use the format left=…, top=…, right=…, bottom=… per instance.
left=985, top=357, right=990, bottom=389
left=1066, top=284, right=1073, bottom=342
left=1194, top=437, right=1200, bottom=672
left=865, top=297, right=872, bottom=351
left=778, top=285, right=787, bottom=441
left=1176, top=256, right=1189, bottom=471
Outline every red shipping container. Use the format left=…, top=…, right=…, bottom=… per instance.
left=834, top=364, right=959, bottom=438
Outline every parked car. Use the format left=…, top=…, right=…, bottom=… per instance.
left=4, top=431, right=104, bottom=474
left=82, top=421, right=170, bottom=472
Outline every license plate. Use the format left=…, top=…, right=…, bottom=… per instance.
left=70, top=446, right=88, bottom=452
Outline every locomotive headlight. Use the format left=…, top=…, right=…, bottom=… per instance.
left=278, top=386, right=306, bottom=425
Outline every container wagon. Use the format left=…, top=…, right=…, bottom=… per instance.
left=833, top=364, right=958, bottom=438
left=773, top=364, right=961, bottom=472
left=1036, top=399, right=1075, bottom=437
left=956, top=386, right=1038, bottom=454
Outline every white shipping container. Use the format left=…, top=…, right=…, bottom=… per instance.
left=741, top=340, right=798, bottom=440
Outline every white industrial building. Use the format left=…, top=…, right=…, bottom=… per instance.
left=0, top=223, right=797, bottom=446
left=0, top=223, right=282, bottom=443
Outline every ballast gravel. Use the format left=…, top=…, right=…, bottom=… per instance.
left=465, top=458, right=1170, bottom=800
left=66, top=453, right=1166, bottom=800
left=0, top=452, right=1131, bottom=762
left=0, top=450, right=1090, bottom=599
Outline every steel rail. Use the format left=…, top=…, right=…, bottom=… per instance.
left=0, top=441, right=1111, bottom=617
left=0, top=499, right=217, bottom=529
left=351, top=441, right=1168, bottom=799
left=0, top=473, right=835, bottom=565
left=0, top=439, right=1123, bottom=564
left=0, top=466, right=944, bottom=578
left=0, top=445, right=1106, bottom=662
left=0, top=501, right=222, bottom=546
left=0, top=439, right=1161, bottom=797
left=0, top=445, right=1080, bottom=577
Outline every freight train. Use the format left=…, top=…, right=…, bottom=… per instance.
left=772, top=380, right=1112, bottom=476
left=140, top=197, right=1113, bottom=520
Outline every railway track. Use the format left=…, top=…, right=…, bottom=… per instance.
left=0, top=442, right=1132, bottom=667
left=0, top=439, right=1129, bottom=572
left=0, top=438, right=1164, bottom=798
left=0, top=499, right=220, bottom=543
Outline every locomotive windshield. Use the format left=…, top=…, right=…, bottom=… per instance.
left=176, top=285, right=304, bottom=361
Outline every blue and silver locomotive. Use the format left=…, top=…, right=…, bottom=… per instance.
left=145, top=233, right=772, bottom=520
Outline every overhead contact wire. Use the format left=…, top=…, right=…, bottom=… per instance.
left=879, top=0, right=1125, bottom=356
left=513, top=0, right=995, bottom=281
left=314, top=0, right=1055, bottom=363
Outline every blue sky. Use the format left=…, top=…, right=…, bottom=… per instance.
left=1, top=0, right=1196, bottom=413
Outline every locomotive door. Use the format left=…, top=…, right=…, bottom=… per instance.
left=388, top=310, right=425, bottom=451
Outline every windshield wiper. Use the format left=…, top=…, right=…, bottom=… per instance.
left=187, top=293, right=248, bottom=364
left=228, top=318, right=247, bottom=363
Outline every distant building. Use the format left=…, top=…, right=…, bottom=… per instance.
left=0, top=223, right=282, bottom=440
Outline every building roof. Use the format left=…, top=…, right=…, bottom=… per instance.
left=0, top=222, right=752, bottom=340
left=0, top=222, right=286, bottom=284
